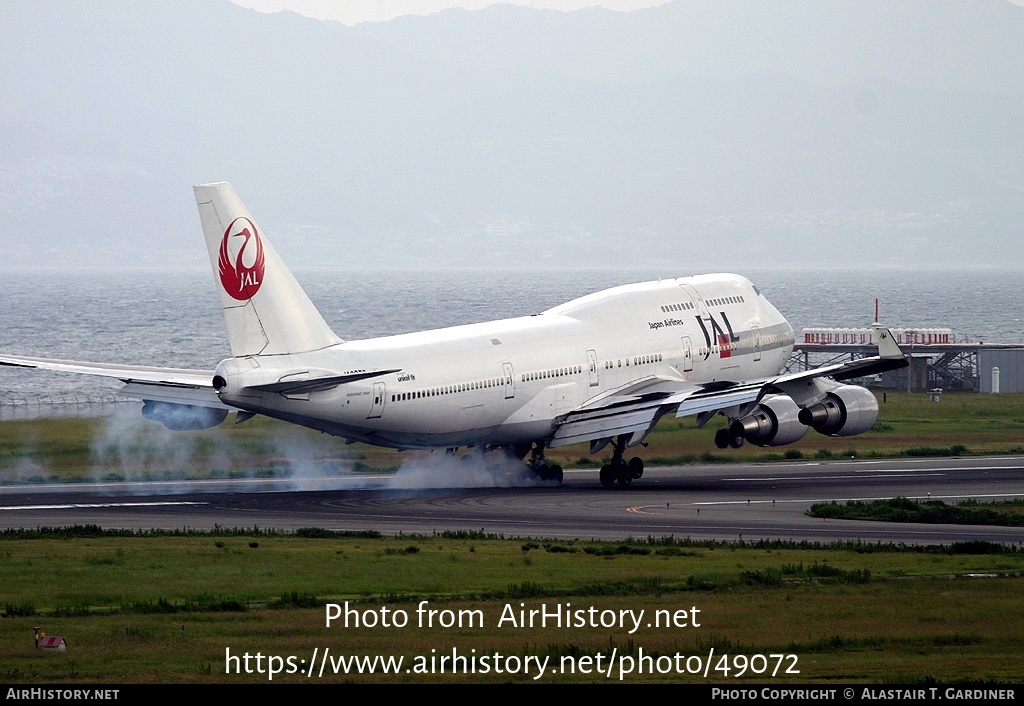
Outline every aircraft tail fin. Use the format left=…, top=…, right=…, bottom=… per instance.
left=194, top=182, right=343, bottom=357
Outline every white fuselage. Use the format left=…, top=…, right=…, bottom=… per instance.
left=215, top=273, right=794, bottom=450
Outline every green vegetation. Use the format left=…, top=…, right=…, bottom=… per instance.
left=809, top=498, right=1024, bottom=526
left=0, top=528, right=1022, bottom=683
left=3, top=392, right=1024, bottom=483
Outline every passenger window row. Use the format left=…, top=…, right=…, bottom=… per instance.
left=392, top=376, right=504, bottom=403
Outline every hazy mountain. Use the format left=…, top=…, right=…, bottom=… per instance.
left=1, top=0, right=1021, bottom=269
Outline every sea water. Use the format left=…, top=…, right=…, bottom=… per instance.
left=1, top=266, right=1022, bottom=406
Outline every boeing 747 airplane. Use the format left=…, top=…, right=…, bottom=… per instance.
left=0, top=183, right=908, bottom=487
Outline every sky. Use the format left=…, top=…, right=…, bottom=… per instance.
left=232, top=0, right=671, bottom=24
left=4, top=0, right=1022, bottom=270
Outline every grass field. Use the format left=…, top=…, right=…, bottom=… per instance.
left=1, top=531, right=1022, bottom=684
left=2, top=391, right=1023, bottom=484
left=810, top=498, right=1024, bottom=526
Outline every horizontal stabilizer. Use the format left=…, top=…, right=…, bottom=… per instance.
left=248, top=369, right=401, bottom=395
left=0, top=353, right=225, bottom=410
left=0, top=354, right=214, bottom=387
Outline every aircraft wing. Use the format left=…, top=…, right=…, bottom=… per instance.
left=549, top=378, right=763, bottom=448
left=0, top=354, right=223, bottom=409
left=768, top=325, right=908, bottom=389
left=549, top=326, right=908, bottom=449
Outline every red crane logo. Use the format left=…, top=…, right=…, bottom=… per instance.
left=218, top=217, right=265, bottom=301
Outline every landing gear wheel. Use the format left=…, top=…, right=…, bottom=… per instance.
left=601, top=434, right=640, bottom=488
left=525, top=442, right=549, bottom=476
left=729, top=435, right=745, bottom=449
left=627, top=456, right=644, bottom=479
left=714, top=428, right=730, bottom=449
left=537, top=463, right=563, bottom=484
left=616, top=465, right=632, bottom=487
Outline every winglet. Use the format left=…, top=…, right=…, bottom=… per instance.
left=871, top=324, right=905, bottom=359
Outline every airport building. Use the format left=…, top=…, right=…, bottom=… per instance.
left=978, top=348, right=1024, bottom=393
left=791, top=327, right=1024, bottom=392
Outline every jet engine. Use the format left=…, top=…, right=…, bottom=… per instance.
left=798, top=384, right=878, bottom=437
left=142, top=400, right=229, bottom=431
left=728, top=394, right=808, bottom=447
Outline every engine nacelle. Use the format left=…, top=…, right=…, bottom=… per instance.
left=798, top=384, right=878, bottom=437
left=729, top=394, right=808, bottom=447
left=142, top=400, right=229, bottom=431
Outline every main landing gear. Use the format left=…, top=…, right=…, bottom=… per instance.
left=526, top=442, right=563, bottom=484
left=599, top=435, right=644, bottom=488
left=714, top=427, right=745, bottom=449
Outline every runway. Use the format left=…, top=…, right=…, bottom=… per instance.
left=2, top=456, right=1024, bottom=544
